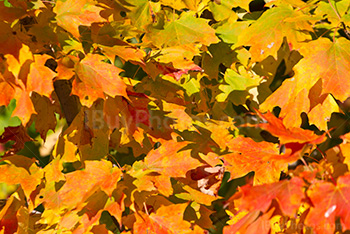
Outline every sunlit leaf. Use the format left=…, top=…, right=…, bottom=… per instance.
left=134, top=203, right=203, bottom=233
left=306, top=174, right=350, bottom=234
left=144, top=11, right=219, bottom=48
left=235, top=4, right=312, bottom=62
left=144, top=140, right=203, bottom=178
left=73, top=54, right=128, bottom=107
left=220, top=136, right=295, bottom=184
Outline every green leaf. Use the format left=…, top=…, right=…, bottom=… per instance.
left=124, top=0, right=160, bottom=30
left=215, top=21, right=249, bottom=44
left=144, top=11, right=219, bottom=48
left=217, top=69, right=261, bottom=103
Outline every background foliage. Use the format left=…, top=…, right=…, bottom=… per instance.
left=1, top=0, right=350, bottom=233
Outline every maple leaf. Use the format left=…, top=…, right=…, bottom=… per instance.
left=0, top=125, right=33, bottom=153
left=304, top=39, right=350, bottom=101
left=0, top=156, right=43, bottom=198
left=255, top=111, right=326, bottom=145
left=30, top=93, right=60, bottom=140
left=161, top=101, right=197, bottom=131
left=134, top=203, right=203, bottom=233
left=306, top=174, right=350, bottom=234
left=315, top=0, right=349, bottom=26
left=124, top=0, right=158, bottom=30
left=0, top=21, right=22, bottom=59
left=73, top=54, right=128, bottom=107
left=4, top=44, right=33, bottom=80
left=260, top=38, right=348, bottom=129
left=104, top=92, right=151, bottom=139
left=144, top=11, right=219, bottom=48
left=11, top=88, right=36, bottom=126
left=54, top=0, right=105, bottom=39
left=40, top=160, right=121, bottom=211
left=233, top=177, right=305, bottom=216
left=144, top=140, right=203, bottom=178
left=26, top=54, right=56, bottom=97
left=129, top=161, right=174, bottom=196
left=216, top=68, right=261, bottom=104
left=219, top=136, right=295, bottom=184
left=234, top=3, right=313, bottom=62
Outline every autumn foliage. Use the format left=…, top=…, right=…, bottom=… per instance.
left=1, top=0, right=350, bottom=233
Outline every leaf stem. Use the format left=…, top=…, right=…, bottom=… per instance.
left=327, top=0, right=341, bottom=22
left=143, top=202, right=149, bottom=216
left=314, top=26, right=335, bottom=39
left=327, top=0, right=350, bottom=40
left=132, top=66, right=141, bottom=80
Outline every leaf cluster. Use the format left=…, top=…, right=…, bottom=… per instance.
left=1, top=0, right=350, bottom=233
